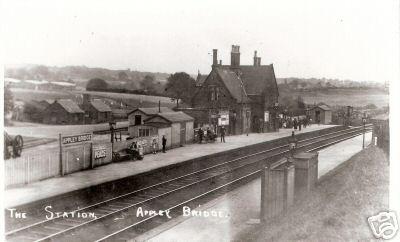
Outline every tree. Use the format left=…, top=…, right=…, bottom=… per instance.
left=86, top=78, right=108, bottom=91
left=165, top=72, right=196, bottom=107
left=296, top=95, right=306, bottom=109
left=4, top=85, right=14, bottom=115
left=118, top=71, right=129, bottom=81
left=365, top=103, right=377, bottom=109
left=140, top=75, right=156, bottom=93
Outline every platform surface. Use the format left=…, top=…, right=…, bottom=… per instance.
left=5, top=124, right=335, bottom=208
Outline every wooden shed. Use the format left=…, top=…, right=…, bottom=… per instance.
left=42, top=99, right=84, bottom=124
left=307, top=104, right=332, bottom=124
left=82, top=99, right=112, bottom=124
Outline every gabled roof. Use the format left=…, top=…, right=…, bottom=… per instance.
left=215, top=68, right=250, bottom=103
left=129, top=107, right=173, bottom=115
left=317, top=104, right=331, bottom=111
left=90, top=99, right=112, bottom=112
left=239, top=65, right=278, bottom=96
left=196, top=74, right=208, bottom=86
left=55, top=99, right=84, bottom=113
left=145, top=111, right=194, bottom=123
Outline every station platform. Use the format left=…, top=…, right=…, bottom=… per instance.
left=5, top=124, right=335, bottom=208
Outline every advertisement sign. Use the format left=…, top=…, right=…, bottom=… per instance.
left=62, top=133, right=92, bottom=145
left=94, top=147, right=107, bottom=159
left=264, top=111, right=270, bottom=122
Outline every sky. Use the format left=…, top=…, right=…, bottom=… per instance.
left=2, top=0, right=399, bottom=83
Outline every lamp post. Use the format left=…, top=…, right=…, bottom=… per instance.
left=109, top=121, right=116, bottom=143
left=362, top=113, right=367, bottom=149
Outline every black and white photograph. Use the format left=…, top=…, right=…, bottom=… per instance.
left=1, top=0, right=399, bottom=241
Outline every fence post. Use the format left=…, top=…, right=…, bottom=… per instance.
left=59, top=133, right=64, bottom=176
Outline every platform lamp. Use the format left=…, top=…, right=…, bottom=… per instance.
left=109, top=121, right=116, bottom=143
left=362, top=113, right=367, bottom=149
left=288, top=131, right=298, bottom=159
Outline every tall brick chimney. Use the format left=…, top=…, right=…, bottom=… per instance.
left=254, top=51, right=262, bottom=66
left=212, top=49, right=218, bottom=67
left=231, top=45, right=240, bottom=68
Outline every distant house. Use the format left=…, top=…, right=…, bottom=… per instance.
left=81, top=95, right=112, bottom=124
left=42, top=99, right=85, bottom=124
left=307, top=104, right=332, bottom=124
left=128, top=107, right=173, bottom=126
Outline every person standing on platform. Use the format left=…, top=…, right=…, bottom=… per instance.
left=162, top=135, right=167, bottom=153
left=152, top=138, right=158, bottom=154
left=293, top=118, right=298, bottom=130
left=198, top=127, right=203, bottom=144
left=299, top=119, right=302, bottom=131
left=220, top=126, right=226, bottom=143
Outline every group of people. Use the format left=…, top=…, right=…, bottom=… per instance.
left=150, top=135, right=167, bottom=154
left=281, top=117, right=311, bottom=131
left=197, top=126, right=226, bottom=143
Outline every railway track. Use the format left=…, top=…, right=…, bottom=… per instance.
left=5, top=125, right=372, bottom=242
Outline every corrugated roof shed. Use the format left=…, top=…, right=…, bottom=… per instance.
left=56, top=99, right=84, bottom=113
left=130, top=107, right=173, bottom=115
left=146, top=111, right=194, bottom=123
left=90, top=99, right=112, bottom=112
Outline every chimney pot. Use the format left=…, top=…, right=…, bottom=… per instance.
left=231, top=45, right=241, bottom=67
left=212, top=49, right=218, bottom=66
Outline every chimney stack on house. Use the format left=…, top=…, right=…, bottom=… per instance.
left=212, top=49, right=218, bottom=67
left=231, top=45, right=240, bottom=68
left=253, top=51, right=261, bottom=66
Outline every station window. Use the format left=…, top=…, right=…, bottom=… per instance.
left=139, top=128, right=150, bottom=137
left=215, top=87, right=220, bottom=100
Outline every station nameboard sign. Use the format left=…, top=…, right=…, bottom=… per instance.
left=62, top=133, right=92, bottom=145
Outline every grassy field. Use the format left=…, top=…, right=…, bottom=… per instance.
left=241, top=146, right=389, bottom=241
left=281, top=88, right=389, bottom=107
left=10, top=88, right=176, bottom=108
left=11, top=87, right=389, bottom=109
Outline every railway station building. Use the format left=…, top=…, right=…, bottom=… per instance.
left=189, top=45, right=280, bottom=135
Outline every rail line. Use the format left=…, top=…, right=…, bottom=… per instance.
left=5, top=125, right=372, bottom=242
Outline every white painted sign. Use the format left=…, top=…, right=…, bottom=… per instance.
left=218, top=114, right=229, bottom=126
left=264, top=111, right=270, bottom=122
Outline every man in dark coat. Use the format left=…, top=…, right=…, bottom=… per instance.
left=220, top=126, right=226, bottom=143
left=198, top=127, right=203, bottom=144
left=162, top=135, right=167, bottom=153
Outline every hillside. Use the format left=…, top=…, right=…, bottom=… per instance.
left=5, top=64, right=171, bottom=89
